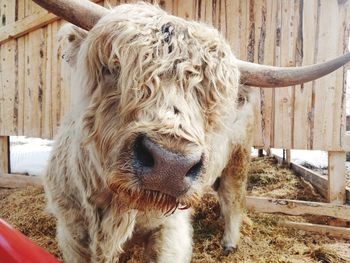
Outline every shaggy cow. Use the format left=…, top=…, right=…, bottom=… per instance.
left=33, top=0, right=350, bottom=262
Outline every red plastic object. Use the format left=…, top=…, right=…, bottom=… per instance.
left=0, top=218, right=61, bottom=263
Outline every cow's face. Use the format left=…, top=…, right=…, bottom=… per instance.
left=61, top=4, right=239, bottom=212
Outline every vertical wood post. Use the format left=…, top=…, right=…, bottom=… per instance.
left=266, top=148, right=272, bottom=157
left=0, top=136, right=10, bottom=174
left=285, top=149, right=291, bottom=166
left=328, top=151, right=346, bottom=204
left=281, top=149, right=291, bottom=166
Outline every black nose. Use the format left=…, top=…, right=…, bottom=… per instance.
left=133, top=136, right=203, bottom=197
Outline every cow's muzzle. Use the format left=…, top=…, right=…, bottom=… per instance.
left=133, top=135, right=203, bottom=198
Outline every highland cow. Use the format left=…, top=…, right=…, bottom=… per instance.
left=33, top=0, right=350, bottom=262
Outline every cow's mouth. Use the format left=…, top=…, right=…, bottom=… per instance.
left=109, top=178, right=199, bottom=214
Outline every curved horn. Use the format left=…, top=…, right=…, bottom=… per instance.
left=238, top=52, right=350, bottom=87
left=32, top=0, right=109, bottom=30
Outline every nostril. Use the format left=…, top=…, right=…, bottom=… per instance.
left=133, top=136, right=155, bottom=171
left=185, top=159, right=203, bottom=180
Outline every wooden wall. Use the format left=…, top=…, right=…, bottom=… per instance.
left=0, top=0, right=350, bottom=151
left=0, top=0, right=70, bottom=139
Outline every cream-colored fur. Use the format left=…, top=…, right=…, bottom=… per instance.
left=45, top=3, right=254, bottom=262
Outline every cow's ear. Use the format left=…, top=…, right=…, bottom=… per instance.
left=58, top=24, right=87, bottom=67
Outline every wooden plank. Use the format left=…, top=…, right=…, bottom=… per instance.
left=0, top=0, right=16, bottom=136
left=23, top=0, right=48, bottom=138
left=292, top=0, right=316, bottom=150
left=218, top=0, right=226, bottom=35
left=176, top=0, right=195, bottom=20
left=25, top=0, right=33, bottom=16
left=0, top=11, right=57, bottom=45
left=273, top=0, right=299, bottom=149
left=158, top=0, right=175, bottom=14
left=200, top=0, right=213, bottom=26
left=23, top=28, right=46, bottom=137
left=59, top=20, right=71, bottom=124
left=328, top=151, right=346, bottom=204
left=42, top=23, right=52, bottom=139
left=0, top=38, right=17, bottom=135
left=254, top=0, right=278, bottom=150
left=211, top=0, right=221, bottom=29
left=340, top=2, right=350, bottom=153
left=0, top=0, right=102, bottom=45
left=285, top=149, right=291, bottom=166
left=225, top=0, right=239, bottom=54
left=312, top=1, right=339, bottom=150
left=50, top=21, right=60, bottom=136
left=0, top=136, right=9, bottom=174
left=332, top=0, right=349, bottom=152
left=250, top=0, right=264, bottom=148
left=280, top=221, right=350, bottom=240
left=245, top=0, right=254, bottom=62
left=24, top=0, right=31, bottom=17
left=0, top=173, right=42, bottom=188
left=31, top=0, right=46, bottom=14
left=16, top=38, right=26, bottom=136
left=246, top=196, right=350, bottom=221
left=239, top=0, right=248, bottom=61
left=289, top=160, right=328, bottom=198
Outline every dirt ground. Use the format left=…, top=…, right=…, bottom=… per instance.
left=0, top=157, right=349, bottom=262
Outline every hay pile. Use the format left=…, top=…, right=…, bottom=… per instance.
left=0, top=187, right=61, bottom=259
left=0, top=157, right=349, bottom=262
left=248, top=157, right=325, bottom=202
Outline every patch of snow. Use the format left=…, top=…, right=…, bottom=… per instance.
left=256, top=148, right=350, bottom=170
left=346, top=70, right=350, bottom=116
left=271, top=149, right=328, bottom=169
left=10, top=136, right=53, bottom=176
left=11, top=136, right=53, bottom=146
left=251, top=148, right=259, bottom=157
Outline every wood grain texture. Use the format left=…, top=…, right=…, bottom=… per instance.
left=0, top=173, right=42, bottom=188
left=0, top=0, right=16, bottom=137
left=328, top=151, right=346, bottom=204
left=280, top=221, right=350, bottom=240
left=293, top=0, right=316, bottom=150
left=0, top=136, right=9, bottom=173
left=247, top=196, right=350, bottom=221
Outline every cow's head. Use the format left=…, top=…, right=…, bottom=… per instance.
left=36, top=0, right=350, bottom=213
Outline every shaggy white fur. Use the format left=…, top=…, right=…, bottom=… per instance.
left=45, top=3, right=253, bottom=262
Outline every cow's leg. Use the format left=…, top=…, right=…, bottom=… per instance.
left=217, top=145, right=250, bottom=254
left=87, top=207, right=137, bottom=263
left=45, top=174, right=91, bottom=262
left=143, top=209, right=193, bottom=263
left=56, top=216, right=91, bottom=263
